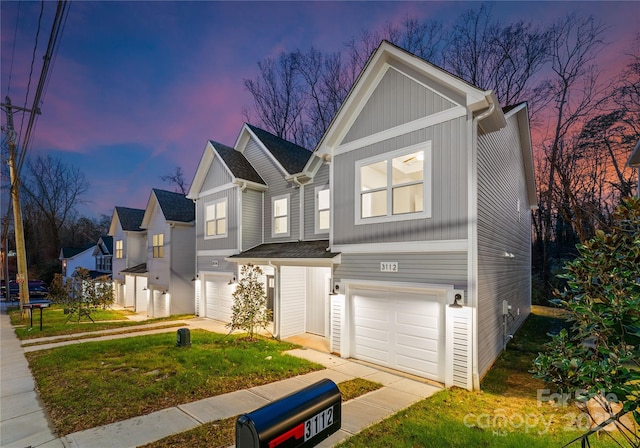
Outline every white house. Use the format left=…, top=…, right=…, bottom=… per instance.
left=187, top=41, right=536, bottom=390
left=59, top=244, right=95, bottom=280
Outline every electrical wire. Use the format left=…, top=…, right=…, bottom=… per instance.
left=5, top=1, right=22, bottom=98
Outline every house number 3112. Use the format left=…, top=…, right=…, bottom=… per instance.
left=380, top=262, right=399, bottom=272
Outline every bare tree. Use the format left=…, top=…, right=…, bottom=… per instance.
left=21, top=155, right=89, bottom=261
left=160, top=166, right=189, bottom=195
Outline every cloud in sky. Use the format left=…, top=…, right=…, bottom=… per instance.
left=2, top=1, right=639, bottom=219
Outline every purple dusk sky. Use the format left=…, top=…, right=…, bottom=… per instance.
left=1, top=1, right=638, bottom=219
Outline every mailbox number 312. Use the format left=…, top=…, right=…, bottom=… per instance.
left=304, top=407, right=334, bottom=440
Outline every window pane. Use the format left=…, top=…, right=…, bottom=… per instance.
left=318, top=189, right=330, bottom=210
left=217, top=219, right=226, bottom=235
left=319, top=210, right=330, bottom=230
left=360, top=161, right=387, bottom=191
left=393, top=184, right=424, bottom=215
left=392, top=151, right=423, bottom=185
left=274, top=216, right=288, bottom=234
left=205, top=204, right=215, bottom=220
left=274, top=198, right=288, bottom=217
left=216, top=201, right=226, bottom=219
left=207, top=221, right=216, bottom=236
left=361, top=190, right=387, bottom=218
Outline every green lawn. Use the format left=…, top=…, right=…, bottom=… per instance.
left=336, top=306, right=626, bottom=448
left=26, top=330, right=323, bottom=435
left=8, top=304, right=193, bottom=339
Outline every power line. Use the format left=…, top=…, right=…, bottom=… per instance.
left=5, top=1, right=22, bottom=98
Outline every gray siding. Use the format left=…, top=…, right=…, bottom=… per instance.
left=343, top=67, right=457, bottom=144
left=304, top=163, right=330, bottom=240
left=243, top=137, right=301, bottom=242
left=334, top=252, right=467, bottom=289
left=242, top=189, right=263, bottom=250
left=202, top=156, right=233, bottom=191
left=476, top=114, right=532, bottom=378
left=333, top=117, right=468, bottom=245
left=197, top=256, right=237, bottom=274
left=195, top=188, right=239, bottom=251
left=169, top=225, right=195, bottom=314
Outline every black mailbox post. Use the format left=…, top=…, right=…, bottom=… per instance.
left=236, top=378, right=341, bottom=448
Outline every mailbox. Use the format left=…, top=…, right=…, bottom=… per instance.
left=236, top=378, right=341, bottom=448
left=176, top=328, right=191, bottom=347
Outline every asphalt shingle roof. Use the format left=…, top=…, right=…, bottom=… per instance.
left=120, top=263, right=147, bottom=274
left=61, top=244, right=94, bottom=259
left=98, top=235, right=113, bottom=255
left=115, top=206, right=145, bottom=232
left=228, top=240, right=338, bottom=260
left=210, top=141, right=266, bottom=185
left=153, top=189, right=195, bottom=223
left=247, top=124, right=312, bottom=174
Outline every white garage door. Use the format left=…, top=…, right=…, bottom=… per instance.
left=204, top=275, right=234, bottom=322
left=352, top=289, right=445, bottom=382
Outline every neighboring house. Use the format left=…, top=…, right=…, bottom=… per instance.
left=628, top=139, right=640, bottom=196
left=187, top=124, right=336, bottom=338
left=108, top=206, right=147, bottom=310
left=139, top=189, right=196, bottom=317
left=187, top=41, right=536, bottom=390
left=91, top=235, right=113, bottom=277
left=59, top=244, right=95, bottom=280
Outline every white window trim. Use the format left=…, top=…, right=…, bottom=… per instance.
left=314, top=185, right=330, bottom=235
left=354, top=141, right=432, bottom=225
left=271, top=193, right=290, bottom=238
left=204, top=198, right=228, bottom=240
left=115, top=239, right=123, bottom=259
left=152, top=233, right=164, bottom=259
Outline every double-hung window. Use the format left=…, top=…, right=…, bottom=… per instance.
left=315, top=185, right=330, bottom=234
left=356, top=142, right=431, bottom=224
left=205, top=198, right=227, bottom=238
left=115, top=240, right=123, bottom=259
left=152, top=233, right=164, bottom=258
left=272, top=194, right=290, bottom=237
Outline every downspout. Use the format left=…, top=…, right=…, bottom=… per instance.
left=268, top=261, right=280, bottom=339
left=469, top=98, right=496, bottom=391
left=238, top=182, right=247, bottom=252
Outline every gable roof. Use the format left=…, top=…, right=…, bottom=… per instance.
left=114, top=206, right=145, bottom=232
left=245, top=124, right=313, bottom=175
left=211, top=141, right=266, bottom=185
left=628, top=139, right=640, bottom=167
left=93, top=235, right=113, bottom=256
left=227, top=240, right=340, bottom=266
left=60, top=244, right=94, bottom=259
left=503, top=103, right=538, bottom=209
left=316, top=40, right=505, bottom=157
left=152, top=189, right=195, bottom=223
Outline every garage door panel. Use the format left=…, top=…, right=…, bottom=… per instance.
left=205, top=276, right=233, bottom=322
left=352, top=288, right=445, bottom=382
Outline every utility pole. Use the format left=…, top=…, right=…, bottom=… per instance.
left=2, top=96, right=32, bottom=317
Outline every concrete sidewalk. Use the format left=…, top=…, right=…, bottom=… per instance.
left=1, top=305, right=441, bottom=447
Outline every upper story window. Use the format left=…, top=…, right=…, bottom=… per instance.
left=272, top=194, right=290, bottom=237
left=355, top=142, right=431, bottom=224
left=205, top=198, right=227, bottom=238
left=315, top=185, right=330, bottom=234
left=115, top=240, right=123, bottom=259
left=152, top=233, right=164, bottom=258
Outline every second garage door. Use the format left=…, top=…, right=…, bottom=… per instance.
left=351, top=289, right=445, bottom=382
left=204, top=275, right=234, bottom=322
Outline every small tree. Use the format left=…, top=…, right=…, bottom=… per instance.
left=47, top=269, right=114, bottom=323
left=533, top=197, right=640, bottom=445
left=227, top=264, right=271, bottom=340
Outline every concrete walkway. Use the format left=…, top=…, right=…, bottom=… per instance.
left=1, top=305, right=441, bottom=447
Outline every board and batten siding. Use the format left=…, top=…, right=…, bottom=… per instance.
left=242, top=189, right=263, bottom=251
left=145, top=205, right=171, bottom=289
left=333, top=252, right=467, bottom=289
left=168, top=225, right=195, bottom=315
left=304, top=163, right=330, bottom=240
left=243, top=137, right=303, bottom=242
left=333, top=117, right=468, bottom=245
left=342, top=65, right=458, bottom=145
left=196, top=188, right=239, bottom=252
left=476, top=114, right=532, bottom=379
left=279, top=266, right=307, bottom=338
left=201, top=155, right=233, bottom=191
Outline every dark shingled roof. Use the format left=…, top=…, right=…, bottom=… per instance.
left=120, top=263, right=147, bottom=274
left=210, top=141, right=266, bottom=185
left=247, top=124, right=312, bottom=174
left=153, top=189, right=195, bottom=223
left=115, top=206, right=145, bottom=232
left=61, top=244, right=94, bottom=258
left=98, top=235, right=113, bottom=255
left=228, top=240, right=338, bottom=260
